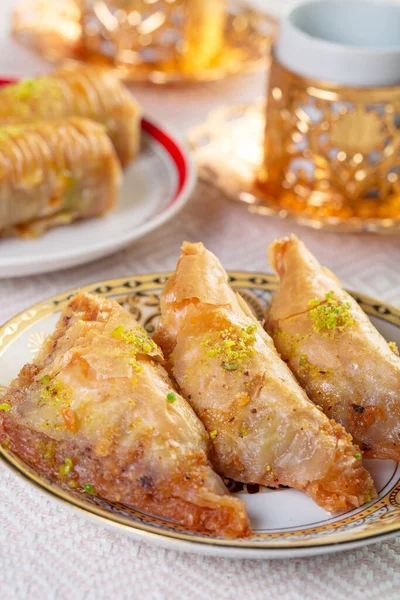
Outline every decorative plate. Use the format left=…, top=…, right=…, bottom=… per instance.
left=0, top=79, right=196, bottom=278
left=189, top=102, right=400, bottom=234
left=1, top=273, right=400, bottom=559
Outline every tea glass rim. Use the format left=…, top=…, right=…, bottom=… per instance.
left=286, top=0, right=400, bottom=55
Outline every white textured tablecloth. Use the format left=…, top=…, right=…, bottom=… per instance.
left=2, top=1, right=400, bottom=598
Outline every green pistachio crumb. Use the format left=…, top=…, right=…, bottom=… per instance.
left=209, top=430, right=218, bottom=439
left=15, top=79, right=36, bottom=99
left=0, top=403, right=11, bottom=411
left=308, top=298, right=320, bottom=307
left=112, top=325, right=125, bottom=339
left=355, top=452, right=362, bottom=460
left=223, top=362, right=238, bottom=371
left=299, top=354, right=308, bottom=367
left=59, top=457, right=74, bottom=477
left=246, top=324, right=257, bottom=334
left=201, top=324, right=256, bottom=371
left=112, top=325, right=159, bottom=355
left=83, top=484, right=97, bottom=495
left=167, top=392, right=176, bottom=403
left=308, top=291, right=354, bottom=337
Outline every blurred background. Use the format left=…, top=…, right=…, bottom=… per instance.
left=0, top=1, right=300, bottom=77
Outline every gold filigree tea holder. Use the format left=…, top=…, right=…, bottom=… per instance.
left=258, top=57, right=400, bottom=228
left=12, top=0, right=275, bottom=84
left=190, top=59, right=400, bottom=234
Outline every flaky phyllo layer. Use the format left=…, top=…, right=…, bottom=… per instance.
left=0, top=118, right=121, bottom=237
left=267, top=235, right=400, bottom=461
left=0, top=293, right=249, bottom=538
left=0, top=65, right=141, bottom=166
left=155, top=242, right=376, bottom=512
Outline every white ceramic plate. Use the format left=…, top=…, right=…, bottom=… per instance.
left=1, top=273, right=400, bottom=559
left=0, top=115, right=196, bottom=278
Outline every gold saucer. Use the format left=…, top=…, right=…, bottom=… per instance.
left=189, top=103, right=400, bottom=234
left=12, top=0, right=274, bottom=84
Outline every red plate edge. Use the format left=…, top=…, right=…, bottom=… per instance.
left=141, top=118, right=187, bottom=206
left=0, top=77, right=188, bottom=209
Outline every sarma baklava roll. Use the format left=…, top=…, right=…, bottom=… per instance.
left=0, top=66, right=140, bottom=166
left=0, top=118, right=121, bottom=237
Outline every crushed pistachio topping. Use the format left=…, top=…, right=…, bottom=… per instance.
left=112, top=325, right=158, bottom=355
left=239, top=428, right=249, bottom=438
left=112, top=325, right=160, bottom=382
left=83, top=484, right=97, bottom=496
left=166, top=392, right=176, bottom=403
left=0, top=403, right=11, bottom=411
left=37, top=375, right=72, bottom=408
left=223, top=362, right=238, bottom=371
left=298, top=354, right=331, bottom=378
left=272, top=329, right=310, bottom=352
left=389, top=341, right=399, bottom=356
left=111, top=325, right=161, bottom=373
left=209, top=430, right=218, bottom=439
left=308, top=291, right=354, bottom=337
left=6, top=77, right=63, bottom=107
left=37, top=440, right=56, bottom=462
left=59, top=457, right=74, bottom=478
left=265, top=465, right=271, bottom=472
left=299, top=354, right=308, bottom=367
left=68, top=480, right=77, bottom=488
left=201, top=324, right=257, bottom=371
left=14, top=78, right=38, bottom=100
left=1, top=436, right=10, bottom=448
left=355, top=452, right=362, bottom=460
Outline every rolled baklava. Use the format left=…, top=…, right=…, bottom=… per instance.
left=0, top=65, right=140, bottom=166
left=0, top=118, right=121, bottom=237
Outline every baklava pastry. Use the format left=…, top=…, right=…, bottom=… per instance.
left=0, top=293, right=249, bottom=538
left=0, top=118, right=121, bottom=237
left=154, top=242, right=376, bottom=513
left=267, top=235, right=400, bottom=461
left=0, top=65, right=140, bottom=166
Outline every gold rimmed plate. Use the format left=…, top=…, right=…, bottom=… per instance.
left=1, top=273, right=400, bottom=558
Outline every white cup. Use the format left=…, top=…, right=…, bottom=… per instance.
left=276, top=0, right=400, bottom=87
